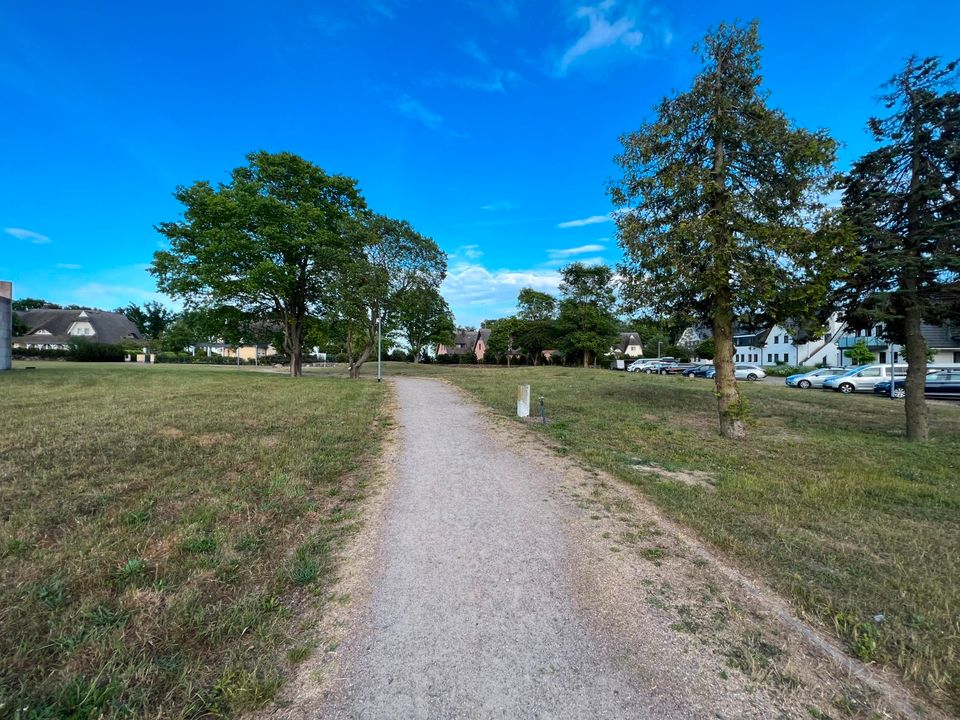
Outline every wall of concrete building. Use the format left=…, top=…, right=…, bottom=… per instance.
left=0, top=281, right=12, bottom=371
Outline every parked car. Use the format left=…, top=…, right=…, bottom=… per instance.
left=874, top=370, right=960, bottom=399
left=699, top=364, right=765, bottom=381
left=785, top=367, right=846, bottom=389
left=628, top=358, right=677, bottom=374
left=684, top=364, right=714, bottom=378
left=734, top=364, right=766, bottom=381
left=823, top=364, right=908, bottom=393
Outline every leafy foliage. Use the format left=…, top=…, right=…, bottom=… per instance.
left=843, top=339, right=876, bottom=365
left=837, top=56, right=960, bottom=441
left=610, top=21, right=844, bottom=437
left=152, top=151, right=367, bottom=376
left=556, top=263, right=620, bottom=367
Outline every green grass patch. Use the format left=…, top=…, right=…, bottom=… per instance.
left=0, top=363, right=386, bottom=717
left=379, top=363, right=960, bottom=713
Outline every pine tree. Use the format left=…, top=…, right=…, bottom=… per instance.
left=610, top=21, right=844, bottom=438
left=839, top=56, right=960, bottom=441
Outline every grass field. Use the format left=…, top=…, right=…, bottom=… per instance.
left=375, top=362, right=960, bottom=712
left=0, top=363, right=387, bottom=718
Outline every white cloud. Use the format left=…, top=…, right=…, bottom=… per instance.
left=460, top=40, right=491, bottom=66
left=460, top=244, right=484, bottom=259
left=5, top=227, right=51, bottom=244
left=557, top=2, right=644, bottom=75
left=557, top=213, right=613, bottom=228
left=56, top=263, right=82, bottom=270
left=363, top=0, right=394, bottom=20
left=441, top=261, right=562, bottom=327
left=547, top=243, right=607, bottom=260
left=480, top=200, right=518, bottom=211
left=395, top=94, right=444, bottom=129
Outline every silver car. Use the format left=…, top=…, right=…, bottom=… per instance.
left=785, top=367, right=845, bottom=389
left=823, top=364, right=908, bottom=393
left=734, top=364, right=766, bottom=381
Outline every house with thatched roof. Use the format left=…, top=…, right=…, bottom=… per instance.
left=13, top=308, right=142, bottom=350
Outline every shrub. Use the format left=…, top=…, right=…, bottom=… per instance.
left=764, top=364, right=809, bottom=377
left=68, top=341, right=125, bottom=362
left=12, top=347, right=70, bottom=360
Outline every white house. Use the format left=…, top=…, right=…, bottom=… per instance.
left=610, top=332, right=644, bottom=358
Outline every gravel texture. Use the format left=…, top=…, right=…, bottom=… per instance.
left=272, top=376, right=939, bottom=720
left=322, top=377, right=658, bottom=718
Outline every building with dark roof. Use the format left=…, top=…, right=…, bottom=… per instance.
left=609, top=332, right=643, bottom=358
left=436, top=328, right=492, bottom=361
left=13, top=308, right=142, bottom=349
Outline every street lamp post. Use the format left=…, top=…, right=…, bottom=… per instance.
left=377, top=313, right=382, bottom=383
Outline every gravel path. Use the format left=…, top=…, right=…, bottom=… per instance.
left=323, top=377, right=683, bottom=719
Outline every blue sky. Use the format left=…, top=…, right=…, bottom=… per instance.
left=2, top=2, right=958, bottom=327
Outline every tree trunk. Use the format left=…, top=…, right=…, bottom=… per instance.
left=285, top=318, right=302, bottom=378
left=902, top=288, right=928, bottom=441
left=582, top=350, right=590, bottom=369
left=713, top=286, right=746, bottom=439
left=507, top=354, right=511, bottom=368
left=901, top=98, right=929, bottom=442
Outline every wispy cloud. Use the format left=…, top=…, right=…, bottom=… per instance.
left=442, top=261, right=562, bottom=327
left=557, top=1, right=644, bottom=75
left=363, top=0, right=395, bottom=20
left=394, top=94, right=444, bottom=129
left=480, top=200, right=518, bottom=211
left=547, top=243, right=607, bottom=260
left=460, top=40, right=491, bottom=66
left=459, top=244, right=484, bottom=259
left=5, top=227, right=51, bottom=244
left=56, top=263, right=82, bottom=270
left=465, top=0, right=521, bottom=24
left=557, top=213, right=614, bottom=228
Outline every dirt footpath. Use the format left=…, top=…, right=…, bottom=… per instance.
left=271, top=377, right=942, bottom=720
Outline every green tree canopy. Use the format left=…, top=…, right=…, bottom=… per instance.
left=117, top=301, right=174, bottom=340
left=11, top=298, right=55, bottom=311
left=610, top=21, right=844, bottom=438
left=393, top=285, right=455, bottom=363
left=556, top=263, right=620, bottom=368
left=152, top=150, right=367, bottom=377
left=844, top=339, right=876, bottom=366
left=334, top=214, right=447, bottom=378
left=838, top=56, right=960, bottom=441
left=517, top=288, right=557, bottom=321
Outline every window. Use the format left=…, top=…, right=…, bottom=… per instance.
left=954, top=351, right=960, bottom=363
left=879, top=352, right=886, bottom=364
left=774, top=335, right=779, bottom=344
left=859, top=368, right=881, bottom=377
left=767, top=353, right=772, bottom=363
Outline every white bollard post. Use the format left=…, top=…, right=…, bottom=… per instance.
left=0, top=281, right=12, bottom=371
left=517, top=384, right=531, bottom=418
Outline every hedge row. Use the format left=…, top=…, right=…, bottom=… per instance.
left=13, top=344, right=125, bottom=362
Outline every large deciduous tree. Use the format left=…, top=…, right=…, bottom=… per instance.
left=556, top=263, right=619, bottom=368
left=337, top=214, right=447, bottom=378
left=514, top=287, right=558, bottom=365
left=610, top=21, right=844, bottom=438
left=117, top=301, right=174, bottom=340
left=393, top=285, right=455, bottom=362
left=152, top=151, right=366, bottom=377
left=838, top=56, right=960, bottom=442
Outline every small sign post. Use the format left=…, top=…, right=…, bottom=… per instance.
left=517, top=384, right=530, bottom=418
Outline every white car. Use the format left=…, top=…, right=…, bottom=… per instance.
left=734, top=364, right=766, bottom=381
